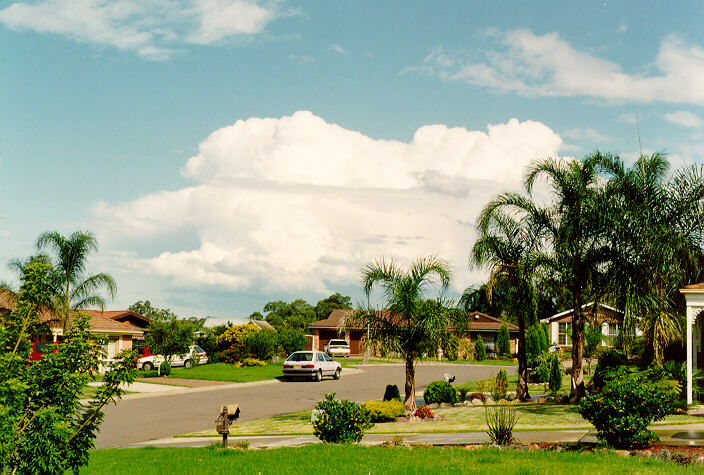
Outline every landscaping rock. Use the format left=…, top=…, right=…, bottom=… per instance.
left=434, top=415, right=447, bottom=422
left=537, top=397, right=546, bottom=404
left=468, top=392, right=485, bottom=402
left=463, top=445, right=482, bottom=451
left=395, top=416, right=408, bottom=423
left=529, top=444, right=539, bottom=452
left=614, top=450, right=630, bottom=457
left=408, top=415, right=421, bottom=423
left=452, top=403, right=462, bottom=407
left=655, top=449, right=672, bottom=461
left=471, top=398, right=484, bottom=406
left=427, top=403, right=440, bottom=409
left=692, top=456, right=704, bottom=466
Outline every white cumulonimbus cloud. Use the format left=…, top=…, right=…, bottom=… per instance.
left=92, top=111, right=563, bottom=295
left=412, top=29, right=704, bottom=105
left=0, top=0, right=283, bottom=59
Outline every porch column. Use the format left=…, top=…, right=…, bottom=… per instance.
left=687, top=307, right=694, bottom=405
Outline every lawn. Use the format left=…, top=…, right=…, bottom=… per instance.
left=168, top=363, right=284, bottom=383
left=82, top=445, right=686, bottom=474
left=181, top=403, right=701, bottom=437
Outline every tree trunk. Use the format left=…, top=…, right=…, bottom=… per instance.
left=516, top=317, right=531, bottom=401
left=404, top=356, right=416, bottom=412
left=569, top=289, right=585, bottom=402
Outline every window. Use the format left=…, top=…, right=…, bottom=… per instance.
left=317, top=353, right=326, bottom=362
left=607, top=323, right=619, bottom=337
left=558, top=323, right=568, bottom=346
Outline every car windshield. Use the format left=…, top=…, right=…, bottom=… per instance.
left=287, top=352, right=313, bottom=362
left=330, top=340, right=347, bottom=345
left=193, top=345, right=205, bottom=353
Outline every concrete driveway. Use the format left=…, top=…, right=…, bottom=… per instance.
left=96, top=363, right=514, bottom=449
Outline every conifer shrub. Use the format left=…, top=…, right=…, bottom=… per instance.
left=383, top=384, right=401, bottom=401
left=548, top=353, right=562, bottom=393
left=496, top=324, right=510, bottom=358
left=474, top=338, right=486, bottom=361
left=491, top=369, right=508, bottom=400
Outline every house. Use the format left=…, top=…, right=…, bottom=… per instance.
left=541, top=302, right=626, bottom=349
left=680, top=283, right=704, bottom=404
left=308, top=309, right=518, bottom=357
left=0, top=292, right=145, bottom=371
left=202, top=317, right=275, bottom=331
left=82, top=309, right=150, bottom=330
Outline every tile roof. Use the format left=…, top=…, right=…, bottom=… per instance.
left=682, top=282, right=704, bottom=290
left=0, top=292, right=143, bottom=336
left=309, top=308, right=518, bottom=332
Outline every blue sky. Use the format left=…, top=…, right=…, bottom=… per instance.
left=1, top=1, right=704, bottom=318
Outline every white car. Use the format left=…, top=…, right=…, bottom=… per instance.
left=283, top=350, right=341, bottom=382
left=324, top=339, right=351, bottom=357
left=138, top=345, right=208, bottom=371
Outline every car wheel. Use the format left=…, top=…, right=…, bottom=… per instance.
left=142, top=362, right=154, bottom=372
left=314, top=369, right=322, bottom=382
left=184, top=359, right=193, bottom=369
left=333, top=368, right=341, bottom=380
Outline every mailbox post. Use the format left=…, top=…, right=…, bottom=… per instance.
left=215, top=404, right=240, bottom=448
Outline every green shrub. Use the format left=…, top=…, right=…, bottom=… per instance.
left=136, top=370, right=159, bottom=378
left=383, top=384, right=401, bottom=401
left=530, top=351, right=552, bottom=383
left=159, top=361, right=172, bottom=376
left=526, top=325, right=542, bottom=365
left=592, top=349, right=628, bottom=390
left=312, top=393, right=373, bottom=443
left=363, top=400, right=405, bottom=422
left=491, top=369, right=508, bottom=400
left=457, top=388, right=469, bottom=402
left=474, top=338, right=486, bottom=361
left=243, top=330, right=277, bottom=361
left=496, top=324, right=510, bottom=358
left=548, top=354, right=562, bottom=393
left=423, top=381, right=457, bottom=404
left=276, top=328, right=308, bottom=356
left=485, top=403, right=517, bottom=446
left=578, top=369, right=679, bottom=448
left=539, top=323, right=550, bottom=352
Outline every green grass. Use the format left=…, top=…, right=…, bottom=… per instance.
left=82, top=445, right=687, bottom=474
left=168, top=363, right=284, bottom=383
left=181, top=403, right=701, bottom=437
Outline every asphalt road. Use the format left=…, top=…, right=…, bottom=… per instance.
left=96, top=363, right=515, bottom=449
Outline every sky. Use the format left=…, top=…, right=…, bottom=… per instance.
left=1, top=1, right=704, bottom=319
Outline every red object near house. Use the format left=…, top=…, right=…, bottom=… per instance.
left=29, top=341, right=60, bottom=361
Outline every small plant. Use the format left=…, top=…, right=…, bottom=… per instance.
left=578, top=369, right=679, bottom=448
left=233, top=358, right=268, bottom=367
left=312, top=393, right=373, bottom=443
left=414, top=404, right=434, bottom=419
left=363, top=400, right=405, bottom=422
left=476, top=380, right=486, bottom=393
left=474, top=338, right=486, bottom=361
left=233, top=440, right=250, bottom=449
left=423, top=381, right=457, bottom=404
left=158, top=361, right=172, bottom=376
left=457, top=388, right=468, bottom=402
left=490, top=369, right=508, bottom=400
left=485, top=402, right=518, bottom=446
left=383, top=384, right=401, bottom=401
left=390, top=435, right=404, bottom=446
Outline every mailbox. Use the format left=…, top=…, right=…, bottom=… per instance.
left=215, top=404, right=240, bottom=447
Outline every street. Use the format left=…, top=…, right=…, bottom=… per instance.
left=96, top=363, right=514, bottom=448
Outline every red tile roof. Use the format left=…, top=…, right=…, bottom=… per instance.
left=683, top=282, right=704, bottom=290
left=309, top=308, right=518, bottom=332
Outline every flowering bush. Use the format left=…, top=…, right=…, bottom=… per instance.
left=233, top=358, right=268, bottom=367
left=312, top=393, right=373, bottom=443
left=216, top=324, right=261, bottom=363
left=363, top=400, right=405, bottom=422
left=578, top=368, right=679, bottom=448
left=414, top=404, right=434, bottom=419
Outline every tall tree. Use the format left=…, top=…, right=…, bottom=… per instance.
left=314, top=292, right=352, bottom=321
left=472, top=207, right=541, bottom=401
left=595, top=152, right=704, bottom=363
left=262, top=299, right=317, bottom=330
left=35, top=231, right=116, bottom=330
left=345, top=256, right=456, bottom=411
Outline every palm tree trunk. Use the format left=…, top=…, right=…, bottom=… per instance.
left=516, top=317, right=531, bottom=401
left=570, top=288, right=585, bottom=401
left=404, top=356, right=416, bottom=412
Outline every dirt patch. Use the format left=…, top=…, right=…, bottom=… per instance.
left=136, top=377, right=232, bottom=388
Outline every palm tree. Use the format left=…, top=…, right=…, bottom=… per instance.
left=595, top=153, right=704, bottom=363
left=345, top=256, right=455, bottom=411
left=472, top=203, right=541, bottom=401
left=36, top=231, right=116, bottom=330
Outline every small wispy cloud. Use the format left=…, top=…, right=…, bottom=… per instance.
left=288, top=54, right=314, bottom=64
left=0, top=0, right=287, bottom=60
left=330, top=43, right=344, bottom=54
left=664, top=110, right=704, bottom=128
left=408, top=29, right=704, bottom=105
left=562, top=128, right=613, bottom=142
